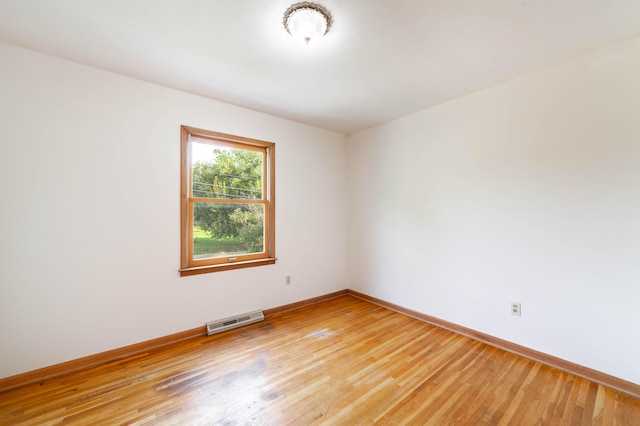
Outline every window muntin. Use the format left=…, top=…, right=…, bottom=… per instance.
left=180, top=126, right=275, bottom=276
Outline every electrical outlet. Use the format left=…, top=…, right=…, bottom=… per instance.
left=511, top=302, right=521, bottom=316
left=285, top=275, right=291, bottom=285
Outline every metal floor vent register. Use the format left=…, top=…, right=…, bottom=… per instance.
left=206, top=310, right=264, bottom=335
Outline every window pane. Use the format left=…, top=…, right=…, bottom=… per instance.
left=191, top=141, right=263, bottom=200
left=193, top=203, right=265, bottom=259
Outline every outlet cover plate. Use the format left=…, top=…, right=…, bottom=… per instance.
left=511, top=302, right=522, bottom=316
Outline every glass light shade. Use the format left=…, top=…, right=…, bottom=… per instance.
left=284, top=3, right=332, bottom=45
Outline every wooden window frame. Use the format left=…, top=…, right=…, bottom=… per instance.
left=180, top=125, right=276, bottom=276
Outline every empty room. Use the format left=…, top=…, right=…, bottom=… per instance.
left=1, top=1, right=639, bottom=424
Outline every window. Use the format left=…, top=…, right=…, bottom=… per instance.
left=180, top=126, right=276, bottom=276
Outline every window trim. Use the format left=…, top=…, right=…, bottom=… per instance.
left=179, top=125, right=276, bottom=276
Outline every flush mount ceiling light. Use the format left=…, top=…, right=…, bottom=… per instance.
left=283, top=2, right=332, bottom=45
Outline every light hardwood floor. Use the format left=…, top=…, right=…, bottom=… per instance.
left=1, top=295, right=639, bottom=425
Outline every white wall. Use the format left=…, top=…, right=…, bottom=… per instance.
left=347, top=38, right=640, bottom=384
left=0, top=43, right=348, bottom=378
left=3, top=36, right=639, bottom=387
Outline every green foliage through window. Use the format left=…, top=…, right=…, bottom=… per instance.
left=192, top=148, right=262, bottom=200
left=192, top=146, right=264, bottom=254
left=180, top=125, right=275, bottom=275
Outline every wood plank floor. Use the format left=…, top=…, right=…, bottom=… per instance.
left=1, top=295, right=639, bottom=425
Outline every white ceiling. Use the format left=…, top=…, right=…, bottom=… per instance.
left=1, top=1, right=640, bottom=135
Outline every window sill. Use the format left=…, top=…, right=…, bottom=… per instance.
left=179, top=258, right=277, bottom=276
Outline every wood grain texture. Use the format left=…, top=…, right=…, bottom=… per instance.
left=0, top=326, right=206, bottom=394
left=1, top=295, right=638, bottom=425
left=263, top=289, right=349, bottom=317
left=0, top=290, right=347, bottom=393
left=349, top=290, right=640, bottom=399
